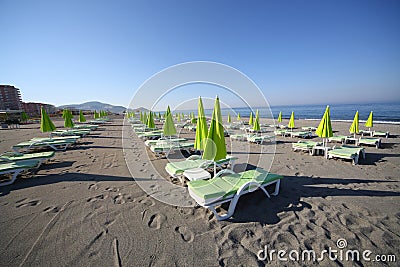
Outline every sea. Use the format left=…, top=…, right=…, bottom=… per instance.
left=194, top=102, right=400, bottom=124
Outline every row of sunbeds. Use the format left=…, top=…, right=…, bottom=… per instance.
left=0, top=122, right=104, bottom=186
left=128, top=118, right=284, bottom=221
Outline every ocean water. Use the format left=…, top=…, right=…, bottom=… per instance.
left=196, top=103, right=400, bottom=123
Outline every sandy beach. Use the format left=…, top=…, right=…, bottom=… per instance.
left=1, top=117, right=399, bottom=266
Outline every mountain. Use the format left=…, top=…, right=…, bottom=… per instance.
left=59, top=101, right=126, bottom=114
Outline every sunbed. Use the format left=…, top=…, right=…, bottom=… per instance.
left=184, top=125, right=196, bottom=131
left=137, top=131, right=163, bottom=140
left=0, top=159, right=41, bottom=186
left=327, top=145, right=365, bottom=165
left=302, top=126, right=317, bottom=131
left=328, top=135, right=347, bottom=144
left=187, top=168, right=283, bottom=220
left=165, top=155, right=237, bottom=178
left=290, top=131, right=312, bottom=138
left=144, top=138, right=187, bottom=147
left=357, top=137, right=381, bottom=149
left=292, top=140, right=322, bottom=155
left=230, top=134, right=248, bottom=141
left=0, top=151, right=55, bottom=166
left=13, top=138, right=77, bottom=152
left=73, top=124, right=98, bottom=130
left=274, top=129, right=290, bottom=136
left=51, top=129, right=90, bottom=137
left=373, top=131, right=389, bottom=138
left=89, top=120, right=107, bottom=124
left=175, top=123, right=185, bottom=128
left=359, top=130, right=372, bottom=137
left=246, top=135, right=274, bottom=144
left=149, top=142, right=194, bottom=157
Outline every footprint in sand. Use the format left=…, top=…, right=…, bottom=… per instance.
left=105, top=187, right=119, bottom=192
left=87, top=194, right=107, bottom=202
left=88, top=184, right=99, bottom=190
left=42, top=206, right=60, bottom=213
left=175, top=226, right=194, bottom=243
left=113, top=194, right=125, bottom=204
left=147, top=213, right=167, bottom=229
left=16, top=199, right=41, bottom=208
left=138, top=198, right=155, bottom=207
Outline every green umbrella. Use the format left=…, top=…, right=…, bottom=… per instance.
left=237, top=113, right=241, bottom=121
left=203, top=96, right=227, bottom=162
left=349, top=111, right=359, bottom=138
left=158, top=112, right=162, bottom=119
left=253, top=110, right=260, bottom=132
left=227, top=114, right=231, bottom=123
left=93, top=110, right=99, bottom=119
left=167, top=106, right=171, bottom=115
left=277, top=111, right=282, bottom=123
left=365, top=111, right=373, bottom=131
left=140, top=111, right=143, bottom=123
left=191, top=112, right=196, bottom=124
left=147, top=112, right=155, bottom=129
left=249, top=112, right=253, bottom=125
left=194, top=97, right=208, bottom=151
left=79, top=110, right=86, bottom=123
left=21, top=111, right=29, bottom=123
left=177, top=113, right=181, bottom=122
left=143, top=112, right=148, bottom=124
left=288, top=111, right=295, bottom=130
left=64, top=109, right=74, bottom=128
left=40, top=106, right=56, bottom=133
left=163, top=106, right=177, bottom=137
left=316, top=105, right=333, bottom=146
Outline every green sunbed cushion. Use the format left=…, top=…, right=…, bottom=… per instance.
left=150, top=142, right=194, bottom=152
left=0, top=160, right=40, bottom=172
left=166, top=156, right=236, bottom=175
left=144, top=138, right=186, bottom=146
left=358, top=138, right=379, bottom=144
left=329, top=146, right=363, bottom=157
left=188, top=169, right=283, bottom=202
left=0, top=151, right=55, bottom=162
left=292, top=141, right=320, bottom=149
left=14, top=139, right=76, bottom=147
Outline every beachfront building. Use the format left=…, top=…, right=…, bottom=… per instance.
left=23, top=102, right=57, bottom=116
left=0, top=85, right=23, bottom=111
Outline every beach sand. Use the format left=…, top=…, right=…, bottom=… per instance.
left=0, top=117, right=399, bottom=266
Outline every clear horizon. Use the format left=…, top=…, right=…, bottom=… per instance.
left=1, top=0, right=400, bottom=108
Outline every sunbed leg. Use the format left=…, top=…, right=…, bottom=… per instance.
left=0, top=170, right=21, bottom=186
left=352, top=154, right=359, bottom=165
left=272, top=180, right=280, bottom=196
left=209, top=205, right=232, bottom=221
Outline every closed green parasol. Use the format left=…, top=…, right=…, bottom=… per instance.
left=64, top=109, right=74, bottom=128
left=147, top=111, right=155, bottom=129
left=315, top=105, right=333, bottom=146
left=202, top=96, right=227, bottom=162
left=194, top=97, right=208, bottom=151
left=79, top=110, right=86, bottom=123
left=163, top=106, right=177, bottom=137
left=288, top=111, right=295, bottom=131
left=349, top=111, right=359, bottom=138
left=40, top=106, right=56, bottom=133
left=253, top=109, right=260, bottom=132
left=277, top=111, right=282, bottom=123
left=365, top=111, right=373, bottom=131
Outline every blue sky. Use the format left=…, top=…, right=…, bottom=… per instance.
left=1, top=0, right=399, bottom=110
